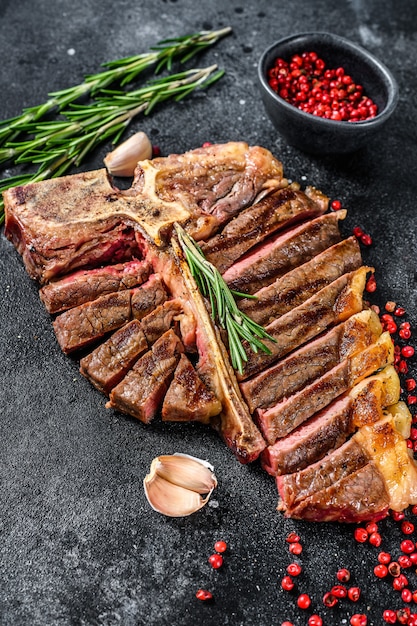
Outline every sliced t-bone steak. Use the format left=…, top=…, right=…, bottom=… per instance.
left=261, top=364, right=400, bottom=476
left=162, top=354, right=222, bottom=423
left=238, top=266, right=370, bottom=381
left=140, top=299, right=183, bottom=345
left=106, top=328, right=184, bottom=423
left=222, top=210, right=345, bottom=295
left=53, top=274, right=167, bottom=353
left=240, top=309, right=382, bottom=413
left=276, top=437, right=370, bottom=511
left=256, top=331, right=394, bottom=443
left=237, top=236, right=362, bottom=326
left=79, top=320, right=148, bottom=395
left=39, top=259, right=151, bottom=314
left=3, top=142, right=283, bottom=282
left=200, top=186, right=328, bottom=273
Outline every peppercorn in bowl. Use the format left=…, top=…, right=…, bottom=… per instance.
left=258, top=32, right=399, bottom=154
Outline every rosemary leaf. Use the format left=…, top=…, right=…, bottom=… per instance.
left=175, top=224, right=276, bottom=374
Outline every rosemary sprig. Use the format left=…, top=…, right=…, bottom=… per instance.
left=0, top=65, right=224, bottom=225
left=0, top=27, right=231, bottom=147
left=175, top=224, right=276, bottom=375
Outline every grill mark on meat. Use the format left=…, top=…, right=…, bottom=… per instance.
left=140, top=299, right=183, bottom=345
left=256, top=331, right=394, bottom=444
left=237, top=237, right=362, bottom=326
left=200, top=186, right=329, bottom=273
left=79, top=320, right=148, bottom=395
left=39, top=259, right=151, bottom=313
left=131, top=275, right=168, bottom=320
left=278, top=461, right=390, bottom=523
left=162, top=354, right=222, bottom=423
left=240, top=309, right=382, bottom=412
left=238, top=266, right=369, bottom=381
left=53, top=274, right=168, bottom=353
left=261, top=395, right=354, bottom=476
left=222, top=210, right=345, bottom=295
left=106, top=329, right=184, bottom=423
left=53, top=289, right=133, bottom=354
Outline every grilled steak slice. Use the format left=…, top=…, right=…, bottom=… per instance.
left=261, top=396, right=354, bottom=476
left=106, top=329, right=183, bottom=423
left=237, top=237, right=362, bottom=326
left=222, top=210, right=345, bottom=295
left=162, top=354, right=222, bottom=423
left=53, top=289, right=133, bottom=354
left=278, top=461, right=390, bottom=523
left=238, top=266, right=369, bottom=381
left=256, top=332, right=394, bottom=443
left=79, top=320, right=148, bottom=395
left=39, top=259, right=151, bottom=314
left=276, top=437, right=370, bottom=510
left=240, top=309, right=382, bottom=412
left=53, top=274, right=167, bottom=354
left=131, top=142, right=284, bottom=234
left=200, top=186, right=328, bottom=273
left=261, top=365, right=400, bottom=476
left=140, top=299, right=183, bottom=344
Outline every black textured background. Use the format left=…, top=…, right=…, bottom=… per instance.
left=1, top=1, right=417, bottom=625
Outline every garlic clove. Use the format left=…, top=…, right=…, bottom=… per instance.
left=104, top=131, right=153, bottom=177
left=143, top=453, right=217, bottom=517
left=154, top=453, right=217, bottom=494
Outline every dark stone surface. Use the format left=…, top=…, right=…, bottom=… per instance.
left=0, top=1, right=416, bottom=624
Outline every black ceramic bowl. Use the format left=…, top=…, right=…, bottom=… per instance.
left=258, top=32, right=399, bottom=154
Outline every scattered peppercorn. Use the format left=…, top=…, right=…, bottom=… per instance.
left=336, top=568, right=351, bottom=583
left=214, top=540, right=227, bottom=553
left=208, top=553, right=223, bottom=569
left=195, top=588, right=213, bottom=601
left=297, top=593, right=311, bottom=609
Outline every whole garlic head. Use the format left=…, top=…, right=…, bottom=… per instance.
left=143, top=453, right=217, bottom=517
left=104, top=131, right=153, bottom=177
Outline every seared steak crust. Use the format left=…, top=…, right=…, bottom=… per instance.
left=40, top=259, right=151, bottom=314
left=107, top=329, right=184, bottom=423
left=201, top=186, right=328, bottom=273
left=276, top=437, right=370, bottom=509
left=237, top=237, right=362, bottom=326
left=79, top=320, right=148, bottom=395
left=239, top=267, right=368, bottom=381
left=222, top=211, right=345, bottom=295
left=52, top=275, right=168, bottom=354
left=162, top=354, right=222, bottom=423
left=140, top=299, right=183, bottom=345
left=240, top=310, right=381, bottom=412
left=278, top=462, right=390, bottom=523
left=260, top=396, right=354, bottom=476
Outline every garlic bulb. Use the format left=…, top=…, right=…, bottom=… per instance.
left=143, top=453, right=217, bottom=517
left=104, top=131, right=152, bottom=177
